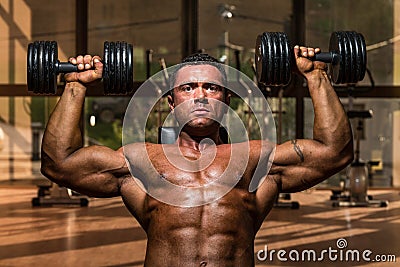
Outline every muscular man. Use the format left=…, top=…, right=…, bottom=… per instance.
left=41, top=46, right=353, bottom=266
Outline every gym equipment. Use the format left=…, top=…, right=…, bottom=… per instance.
left=32, top=183, right=89, bottom=207
left=27, top=41, right=133, bottom=94
left=255, top=31, right=366, bottom=86
left=273, top=88, right=300, bottom=209
left=331, top=110, right=388, bottom=207
left=274, top=193, right=300, bottom=209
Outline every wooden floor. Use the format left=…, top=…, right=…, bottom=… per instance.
left=0, top=186, right=399, bottom=267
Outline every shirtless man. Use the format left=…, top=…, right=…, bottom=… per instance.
left=41, top=46, right=353, bottom=266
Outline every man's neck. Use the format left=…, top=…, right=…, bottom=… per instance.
left=176, top=130, right=223, bottom=151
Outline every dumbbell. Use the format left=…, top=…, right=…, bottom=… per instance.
left=27, top=41, right=133, bottom=94
left=255, top=31, right=367, bottom=86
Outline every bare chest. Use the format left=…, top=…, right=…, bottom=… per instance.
left=147, top=145, right=253, bottom=189
left=125, top=144, right=255, bottom=208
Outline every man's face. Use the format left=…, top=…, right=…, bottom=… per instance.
left=168, top=64, right=230, bottom=134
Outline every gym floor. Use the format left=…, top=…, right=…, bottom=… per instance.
left=0, top=185, right=399, bottom=267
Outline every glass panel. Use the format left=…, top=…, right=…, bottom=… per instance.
left=86, top=0, right=181, bottom=147
left=305, top=97, right=400, bottom=188
left=0, top=0, right=76, bottom=84
left=88, top=0, right=181, bottom=80
left=0, top=96, right=54, bottom=181
left=199, top=0, right=292, bottom=77
left=85, top=96, right=170, bottom=148
left=306, top=0, right=396, bottom=86
left=0, top=1, right=75, bottom=182
left=268, top=96, right=296, bottom=143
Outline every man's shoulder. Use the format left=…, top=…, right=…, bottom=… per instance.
left=237, top=139, right=276, bottom=149
left=122, top=141, right=159, bottom=149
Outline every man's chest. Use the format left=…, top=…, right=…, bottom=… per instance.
left=143, top=146, right=255, bottom=188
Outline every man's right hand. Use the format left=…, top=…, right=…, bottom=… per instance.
left=64, top=55, right=103, bottom=85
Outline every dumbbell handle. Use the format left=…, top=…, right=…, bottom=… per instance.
left=314, top=52, right=340, bottom=65
left=55, top=61, right=79, bottom=73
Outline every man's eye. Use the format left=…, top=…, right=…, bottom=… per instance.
left=207, top=84, right=220, bottom=92
left=181, top=85, right=192, bottom=92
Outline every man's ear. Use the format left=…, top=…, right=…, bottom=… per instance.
left=221, top=90, right=231, bottom=115
left=167, top=94, right=175, bottom=110
left=224, top=90, right=231, bottom=107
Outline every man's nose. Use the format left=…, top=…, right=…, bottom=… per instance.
left=193, top=87, right=209, bottom=104
left=193, top=87, right=206, bottom=99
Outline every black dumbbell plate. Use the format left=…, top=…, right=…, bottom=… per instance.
left=27, top=41, right=58, bottom=94
left=255, top=32, right=291, bottom=86
left=329, top=31, right=367, bottom=84
left=103, top=41, right=133, bottom=95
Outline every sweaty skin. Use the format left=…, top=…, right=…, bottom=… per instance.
left=41, top=48, right=353, bottom=266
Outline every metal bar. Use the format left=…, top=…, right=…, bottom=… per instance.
left=76, top=0, right=88, bottom=55
left=0, top=83, right=142, bottom=97
left=181, top=0, right=198, bottom=59
left=2, top=84, right=399, bottom=98
left=75, top=0, right=88, bottom=144
left=292, top=0, right=306, bottom=139
left=146, top=49, right=153, bottom=79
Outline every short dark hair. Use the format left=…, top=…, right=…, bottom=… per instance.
left=168, top=53, right=228, bottom=96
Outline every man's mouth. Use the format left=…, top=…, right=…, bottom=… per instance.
left=191, top=108, right=210, bottom=113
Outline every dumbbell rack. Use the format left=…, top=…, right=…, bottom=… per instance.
left=331, top=110, right=388, bottom=208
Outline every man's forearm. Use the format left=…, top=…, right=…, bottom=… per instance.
left=307, top=70, right=353, bottom=153
left=41, top=82, right=87, bottom=164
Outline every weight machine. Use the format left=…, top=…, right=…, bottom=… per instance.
left=331, top=109, right=388, bottom=207
left=329, top=65, right=388, bottom=207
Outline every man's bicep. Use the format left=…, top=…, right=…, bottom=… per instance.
left=271, top=139, right=333, bottom=192
left=51, top=146, right=129, bottom=197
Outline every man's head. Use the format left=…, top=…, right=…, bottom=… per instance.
left=168, top=53, right=228, bottom=91
left=167, top=53, right=231, bottom=136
